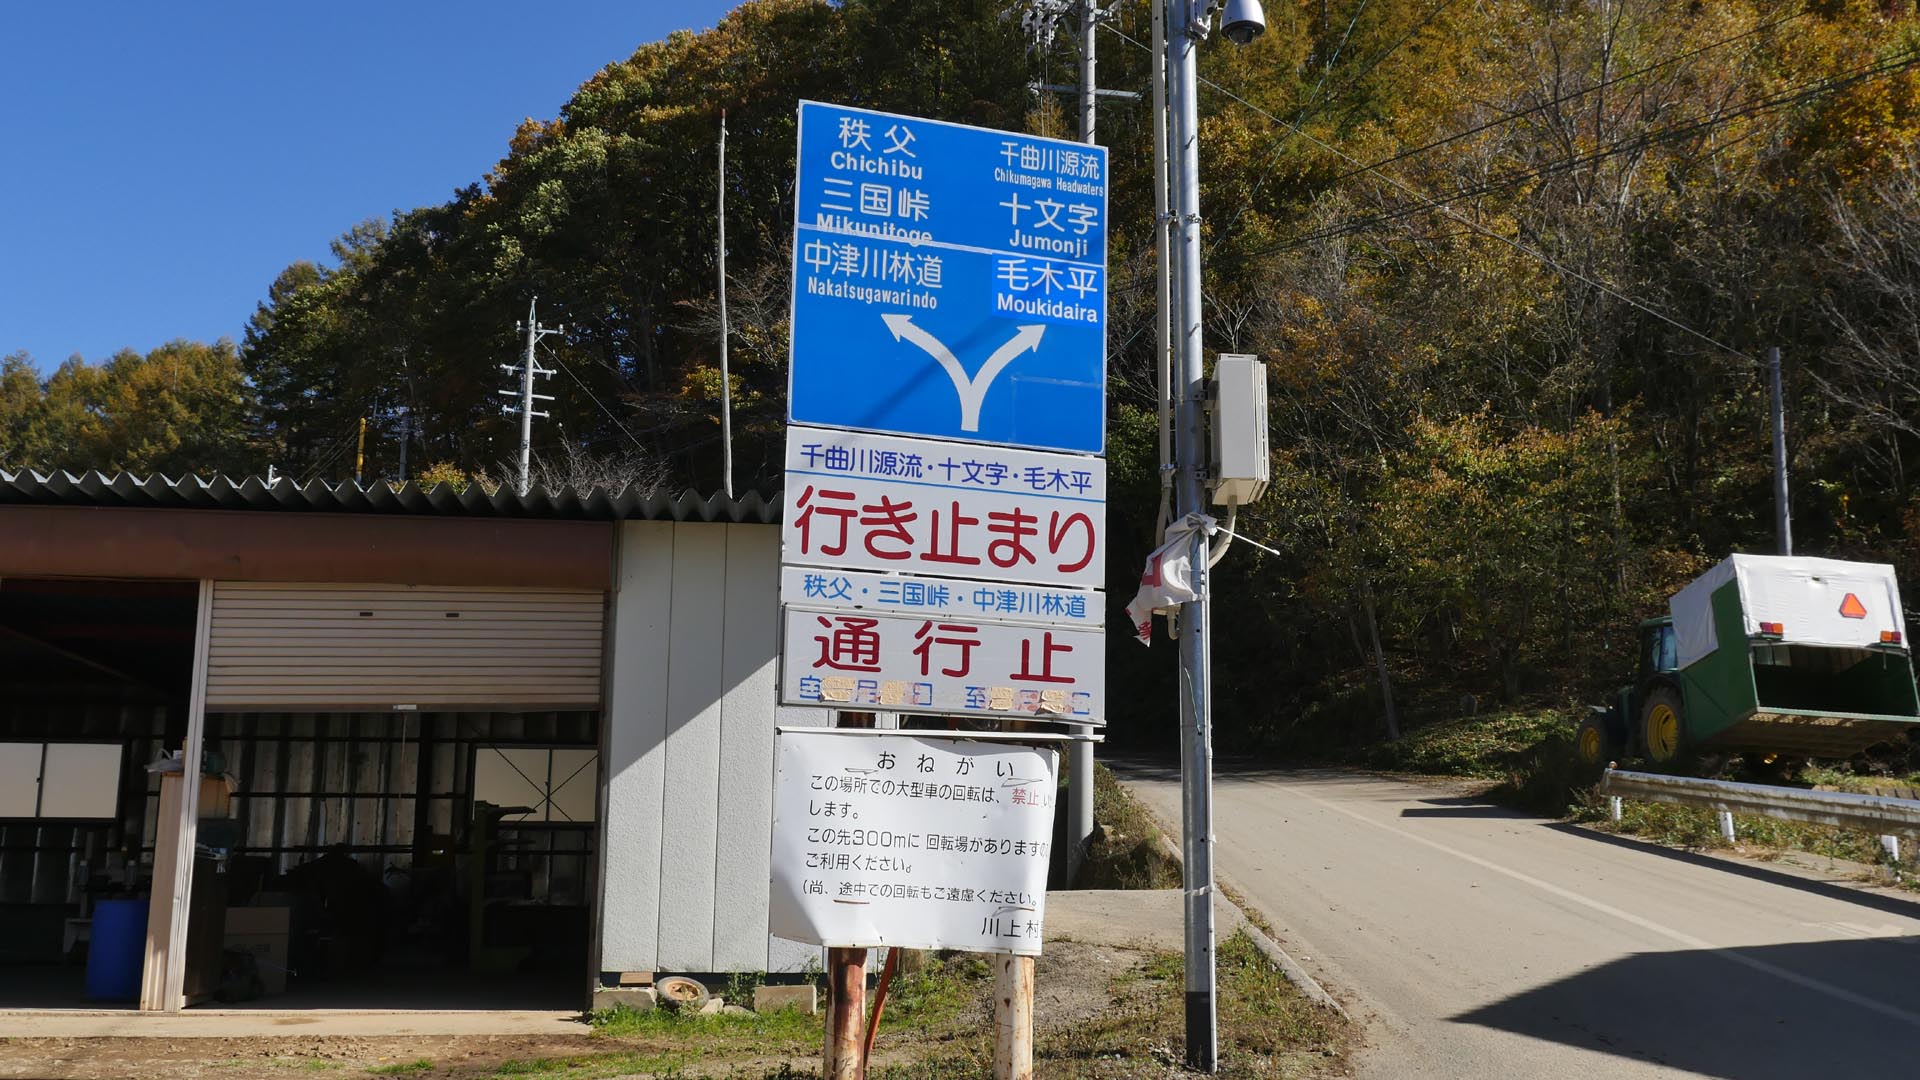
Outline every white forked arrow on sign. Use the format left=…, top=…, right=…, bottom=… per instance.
left=882, top=314, right=1045, bottom=432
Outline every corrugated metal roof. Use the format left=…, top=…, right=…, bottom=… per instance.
left=0, top=469, right=781, bottom=523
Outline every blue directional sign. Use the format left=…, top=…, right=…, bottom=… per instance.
left=787, top=101, right=1107, bottom=455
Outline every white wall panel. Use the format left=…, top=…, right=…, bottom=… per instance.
left=712, top=527, right=778, bottom=970
left=600, top=521, right=823, bottom=975
left=599, top=522, right=674, bottom=972
left=654, top=523, right=729, bottom=971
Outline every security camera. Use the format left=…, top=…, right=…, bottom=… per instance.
left=1220, top=0, right=1266, bottom=44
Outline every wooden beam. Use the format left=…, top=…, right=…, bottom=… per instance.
left=0, top=506, right=614, bottom=590
left=142, top=579, right=213, bottom=1011
left=824, top=946, right=867, bottom=1079
left=994, top=955, right=1034, bottom=1080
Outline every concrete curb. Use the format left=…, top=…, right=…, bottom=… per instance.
left=1233, top=919, right=1350, bottom=1020
left=1148, top=820, right=1349, bottom=1019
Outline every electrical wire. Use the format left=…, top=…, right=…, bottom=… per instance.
left=539, top=341, right=649, bottom=454
left=1103, top=21, right=1920, bottom=366
left=1104, top=7, right=1829, bottom=264
left=1249, top=47, right=1920, bottom=257
left=1320, top=6, right=1813, bottom=186
left=299, top=420, right=363, bottom=485
left=1190, top=0, right=1460, bottom=257
left=1195, top=65, right=1764, bottom=364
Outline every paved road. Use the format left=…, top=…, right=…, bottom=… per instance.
left=1118, top=765, right=1920, bottom=1079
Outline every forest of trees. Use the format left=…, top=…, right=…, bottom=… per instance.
left=5, top=0, right=1920, bottom=747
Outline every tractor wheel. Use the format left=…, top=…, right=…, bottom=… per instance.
left=1574, top=715, right=1614, bottom=769
left=1640, top=687, right=1688, bottom=768
left=1746, top=753, right=1806, bottom=785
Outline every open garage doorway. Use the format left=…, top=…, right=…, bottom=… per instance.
left=1, top=576, right=604, bottom=1013
left=195, top=709, right=601, bottom=1011
left=0, top=577, right=198, bottom=1009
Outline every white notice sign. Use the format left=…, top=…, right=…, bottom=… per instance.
left=780, top=606, right=1103, bottom=722
left=769, top=729, right=1059, bottom=955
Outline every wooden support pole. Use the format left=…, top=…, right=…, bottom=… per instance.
left=822, top=709, right=876, bottom=1078
left=994, top=954, right=1034, bottom=1080
left=142, top=579, right=214, bottom=1011
left=824, top=946, right=868, bottom=1080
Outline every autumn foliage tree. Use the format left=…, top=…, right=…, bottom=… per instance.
left=0, top=341, right=256, bottom=478
left=14, top=0, right=1914, bottom=748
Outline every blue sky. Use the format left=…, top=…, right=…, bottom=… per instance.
left=0, top=1, right=742, bottom=372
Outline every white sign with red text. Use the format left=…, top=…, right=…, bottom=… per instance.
left=780, top=607, right=1104, bottom=723
left=782, top=425, right=1104, bottom=590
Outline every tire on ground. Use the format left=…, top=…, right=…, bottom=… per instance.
left=655, top=975, right=711, bottom=1010
left=1574, top=714, right=1614, bottom=768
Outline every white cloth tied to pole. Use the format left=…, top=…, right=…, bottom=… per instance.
left=1125, top=513, right=1216, bottom=645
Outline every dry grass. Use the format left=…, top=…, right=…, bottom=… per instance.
left=1077, top=762, right=1183, bottom=890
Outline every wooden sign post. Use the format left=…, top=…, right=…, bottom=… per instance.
left=823, top=945, right=867, bottom=1079
left=778, top=719, right=1056, bottom=1080
left=994, top=954, right=1035, bottom=1080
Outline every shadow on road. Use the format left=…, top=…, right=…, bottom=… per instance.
left=1451, top=937, right=1920, bottom=1079
left=1549, top=823, right=1920, bottom=922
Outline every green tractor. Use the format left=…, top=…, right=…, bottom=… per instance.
left=1580, top=555, right=1920, bottom=770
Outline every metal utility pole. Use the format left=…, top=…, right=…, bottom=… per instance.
left=1770, top=345, right=1791, bottom=556
left=502, top=300, right=559, bottom=496
left=1152, top=0, right=1174, bottom=543
left=718, top=110, right=736, bottom=499
left=1167, top=0, right=1218, bottom=1069
left=1077, top=2, right=1098, bottom=143
left=1062, top=0, right=1102, bottom=892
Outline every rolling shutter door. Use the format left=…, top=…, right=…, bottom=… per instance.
left=206, top=582, right=604, bottom=712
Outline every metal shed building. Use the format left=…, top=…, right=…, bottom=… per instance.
left=0, top=471, right=816, bottom=1012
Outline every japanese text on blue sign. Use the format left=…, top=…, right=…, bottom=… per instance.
left=787, top=102, right=1107, bottom=454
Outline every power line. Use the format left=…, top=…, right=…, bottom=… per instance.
left=1107, top=6, right=1813, bottom=256
left=1251, top=47, right=1920, bottom=257
left=300, top=420, right=363, bottom=485
left=1105, top=22, right=1920, bottom=365
left=1203, top=70, right=1764, bottom=363
left=1322, top=6, right=1812, bottom=186
left=1104, top=21, right=1765, bottom=365
left=1177, top=0, right=1462, bottom=257
left=539, top=341, right=650, bottom=455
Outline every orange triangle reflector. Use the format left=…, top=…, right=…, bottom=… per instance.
left=1840, top=592, right=1869, bottom=619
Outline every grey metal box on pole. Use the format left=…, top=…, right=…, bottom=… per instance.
left=1209, top=353, right=1269, bottom=506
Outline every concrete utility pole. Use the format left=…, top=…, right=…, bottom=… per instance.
left=504, top=300, right=560, bottom=496
left=1770, top=345, right=1791, bottom=556
left=518, top=305, right=539, bottom=493
left=395, top=413, right=417, bottom=483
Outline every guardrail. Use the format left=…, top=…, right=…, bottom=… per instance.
left=1600, top=767, right=1920, bottom=858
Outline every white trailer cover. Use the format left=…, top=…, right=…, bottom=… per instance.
left=1669, top=554, right=1907, bottom=669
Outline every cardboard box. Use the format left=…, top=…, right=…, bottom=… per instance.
left=224, top=906, right=290, bottom=996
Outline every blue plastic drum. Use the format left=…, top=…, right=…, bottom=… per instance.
left=84, top=899, right=149, bottom=1002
